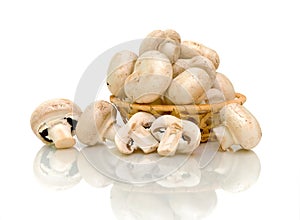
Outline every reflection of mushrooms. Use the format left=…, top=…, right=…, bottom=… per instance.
left=124, top=50, right=173, bottom=103
left=139, top=29, right=181, bottom=63
left=106, top=50, right=138, bottom=98
left=115, top=112, right=158, bottom=154
left=30, top=99, right=82, bottom=149
left=213, top=72, right=236, bottom=100
left=151, top=115, right=201, bottom=156
left=77, top=151, right=112, bottom=188
left=165, top=67, right=213, bottom=104
left=33, top=145, right=81, bottom=190
left=180, top=40, right=220, bottom=69
left=76, top=100, right=119, bottom=145
left=213, top=103, right=262, bottom=151
left=172, top=55, right=216, bottom=80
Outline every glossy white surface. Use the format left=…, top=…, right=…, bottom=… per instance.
left=0, top=0, right=299, bottom=219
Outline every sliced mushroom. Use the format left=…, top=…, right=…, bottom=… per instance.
left=115, top=112, right=159, bottom=154
left=165, top=67, right=213, bottom=105
left=139, top=29, right=181, bottom=63
left=172, top=55, right=216, bottom=81
left=213, top=103, right=262, bottom=151
left=180, top=41, right=220, bottom=69
left=213, top=72, right=236, bottom=100
left=124, top=50, right=173, bottom=103
left=30, top=98, right=82, bottom=149
left=106, top=50, right=138, bottom=98
left=76, top=100, right=120, bottom=145
left=151, top=115, right=201, bottom=156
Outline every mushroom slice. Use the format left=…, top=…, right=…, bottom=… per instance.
left=180, top=40, right=220, bottom=69
left=76, top=100, right=119, bottom=146
left=115, top=112, right=159, bottom=154
left=124, top=50, right=173, bottom=103
left=213, top=103, right=262, bottom=150
left=139, top=29, right=181, bottom=63
left=151, top=115, right=201, bottom=156
left=106, top=50, right=138, bottom=98
left=30, top=98, right=82, bottom=149
left=212, top=72, right=236, bottom=101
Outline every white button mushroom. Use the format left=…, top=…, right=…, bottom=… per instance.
left=213, top=103, right=262, bottom=151
left=201, top=88, right=226, bottom=104
left=115, top=112, right=159, bottom=154
left=213, top=72, right=236, bottom=100
left=180, top=40, right=220, bottom=69
left=76, top=100, right=120, bottom=145
left=172, top=55, right=216, bottom=80
left=106, top=50, right=138, bottom=98
left=165, top=67, right=213, bottom=104
left=30, top=98, right=82, bottom=149
left=139, top=29, right=181, bottom=63
left=150, top=115, right=201, bottom=156
left=124, top=50, right=173, bottom=103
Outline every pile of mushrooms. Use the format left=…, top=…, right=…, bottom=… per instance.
left=30, top=29, right=262, bottom=156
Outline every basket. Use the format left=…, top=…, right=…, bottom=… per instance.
left=110, top=93, right=246, bottom=143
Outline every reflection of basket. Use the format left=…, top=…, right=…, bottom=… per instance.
left=110, top=93, right=246, bottom=143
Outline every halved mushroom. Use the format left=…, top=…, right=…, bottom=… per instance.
left=139, top=29, right=181, bottom=63
left=30, top=98, right=82, bottom=149
left=172, top=55, right=216, bottom=81
left=124, top=50, right=173, bottom=103
left=180, top=41, right=220, bottom=69
left=106, top=50, right=138, bottom=98
left=151, top=115, right=201, bottom=156
left=76, top=100, right=120, bottom=145
left=212, top=72, right=235, bottom=100
left=115, top=112, right=159, bottom=154
left=213, top=103, right=262, bottom=151
left=165, top=67, right=213, bottom=105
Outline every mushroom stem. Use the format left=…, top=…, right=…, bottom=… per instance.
left=157, top=123, right=183, bottom=156
left=104, top=124, right=120, bottom=142
left=47, top=122, right=75, bottom=149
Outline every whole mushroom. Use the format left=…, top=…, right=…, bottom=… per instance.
left=213, top=103, right=262, bottom=151
left=76, top=100, right=120, bottom=145
left=139, top=29, right=181, bottom=63
left=115, top=112, right=159, bottom=154
left=150, top=115, right=201, bottom=156
left=180, top=40, right=220, bottom=69
left=213, top=72, right=236, bottom=100
left=30, top=98, right=82, bottom=149
left=165, top=67, right=213, bottom=105
left=106, top=50, right=138, bottom=98
left=124, top=50, right=173, bottom=103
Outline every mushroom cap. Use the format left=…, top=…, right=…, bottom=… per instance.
left=139, top=29, right=181, bottom=63
left=165, top=67, right=212, bottom=105
left=213, top=72, right=236, bottom=100
left=201, top=88, right=226, bottom=104
left=180, top=41, right=220, bottom=69
left=220, top=103, right=262, bottom=150
left=124, top=50, right=173, bottom=103
left=76, top=100, right=117, bottom=145
left=106, top=50, right=138, bottom=98
left=30, top=98, right=82, bottom=145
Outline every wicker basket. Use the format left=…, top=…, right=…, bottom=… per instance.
left=110, top=93, right=246, bottom=143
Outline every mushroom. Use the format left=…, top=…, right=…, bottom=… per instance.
left=213, top=103, right=262, bottom=151
left=180, top=40, right=220, bottom=69
left=124, top=50, right=173, bottom=103
left=212, top=72, right=236, bottom=100
left=200, top=88, right=226, bottom=104
left=115, top=112, right=159, bottom=154
left=165, top=67, right=213, bottom=104
left=30, top=98, right=82, bottom=149
left=172, top=55, right=216, bottom=81
left=139, top=29, right=181, bottom=63
left=150, top=115, right=201, bottom=156
left=76, top=100, right=120, bottom=145
left=106, top=50, right=138, bottom=98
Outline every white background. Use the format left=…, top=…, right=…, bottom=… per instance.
left=0, top=0, right=299, bottom=219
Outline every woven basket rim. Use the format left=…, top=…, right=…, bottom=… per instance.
left=110, top=93, right=246, bottom=113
